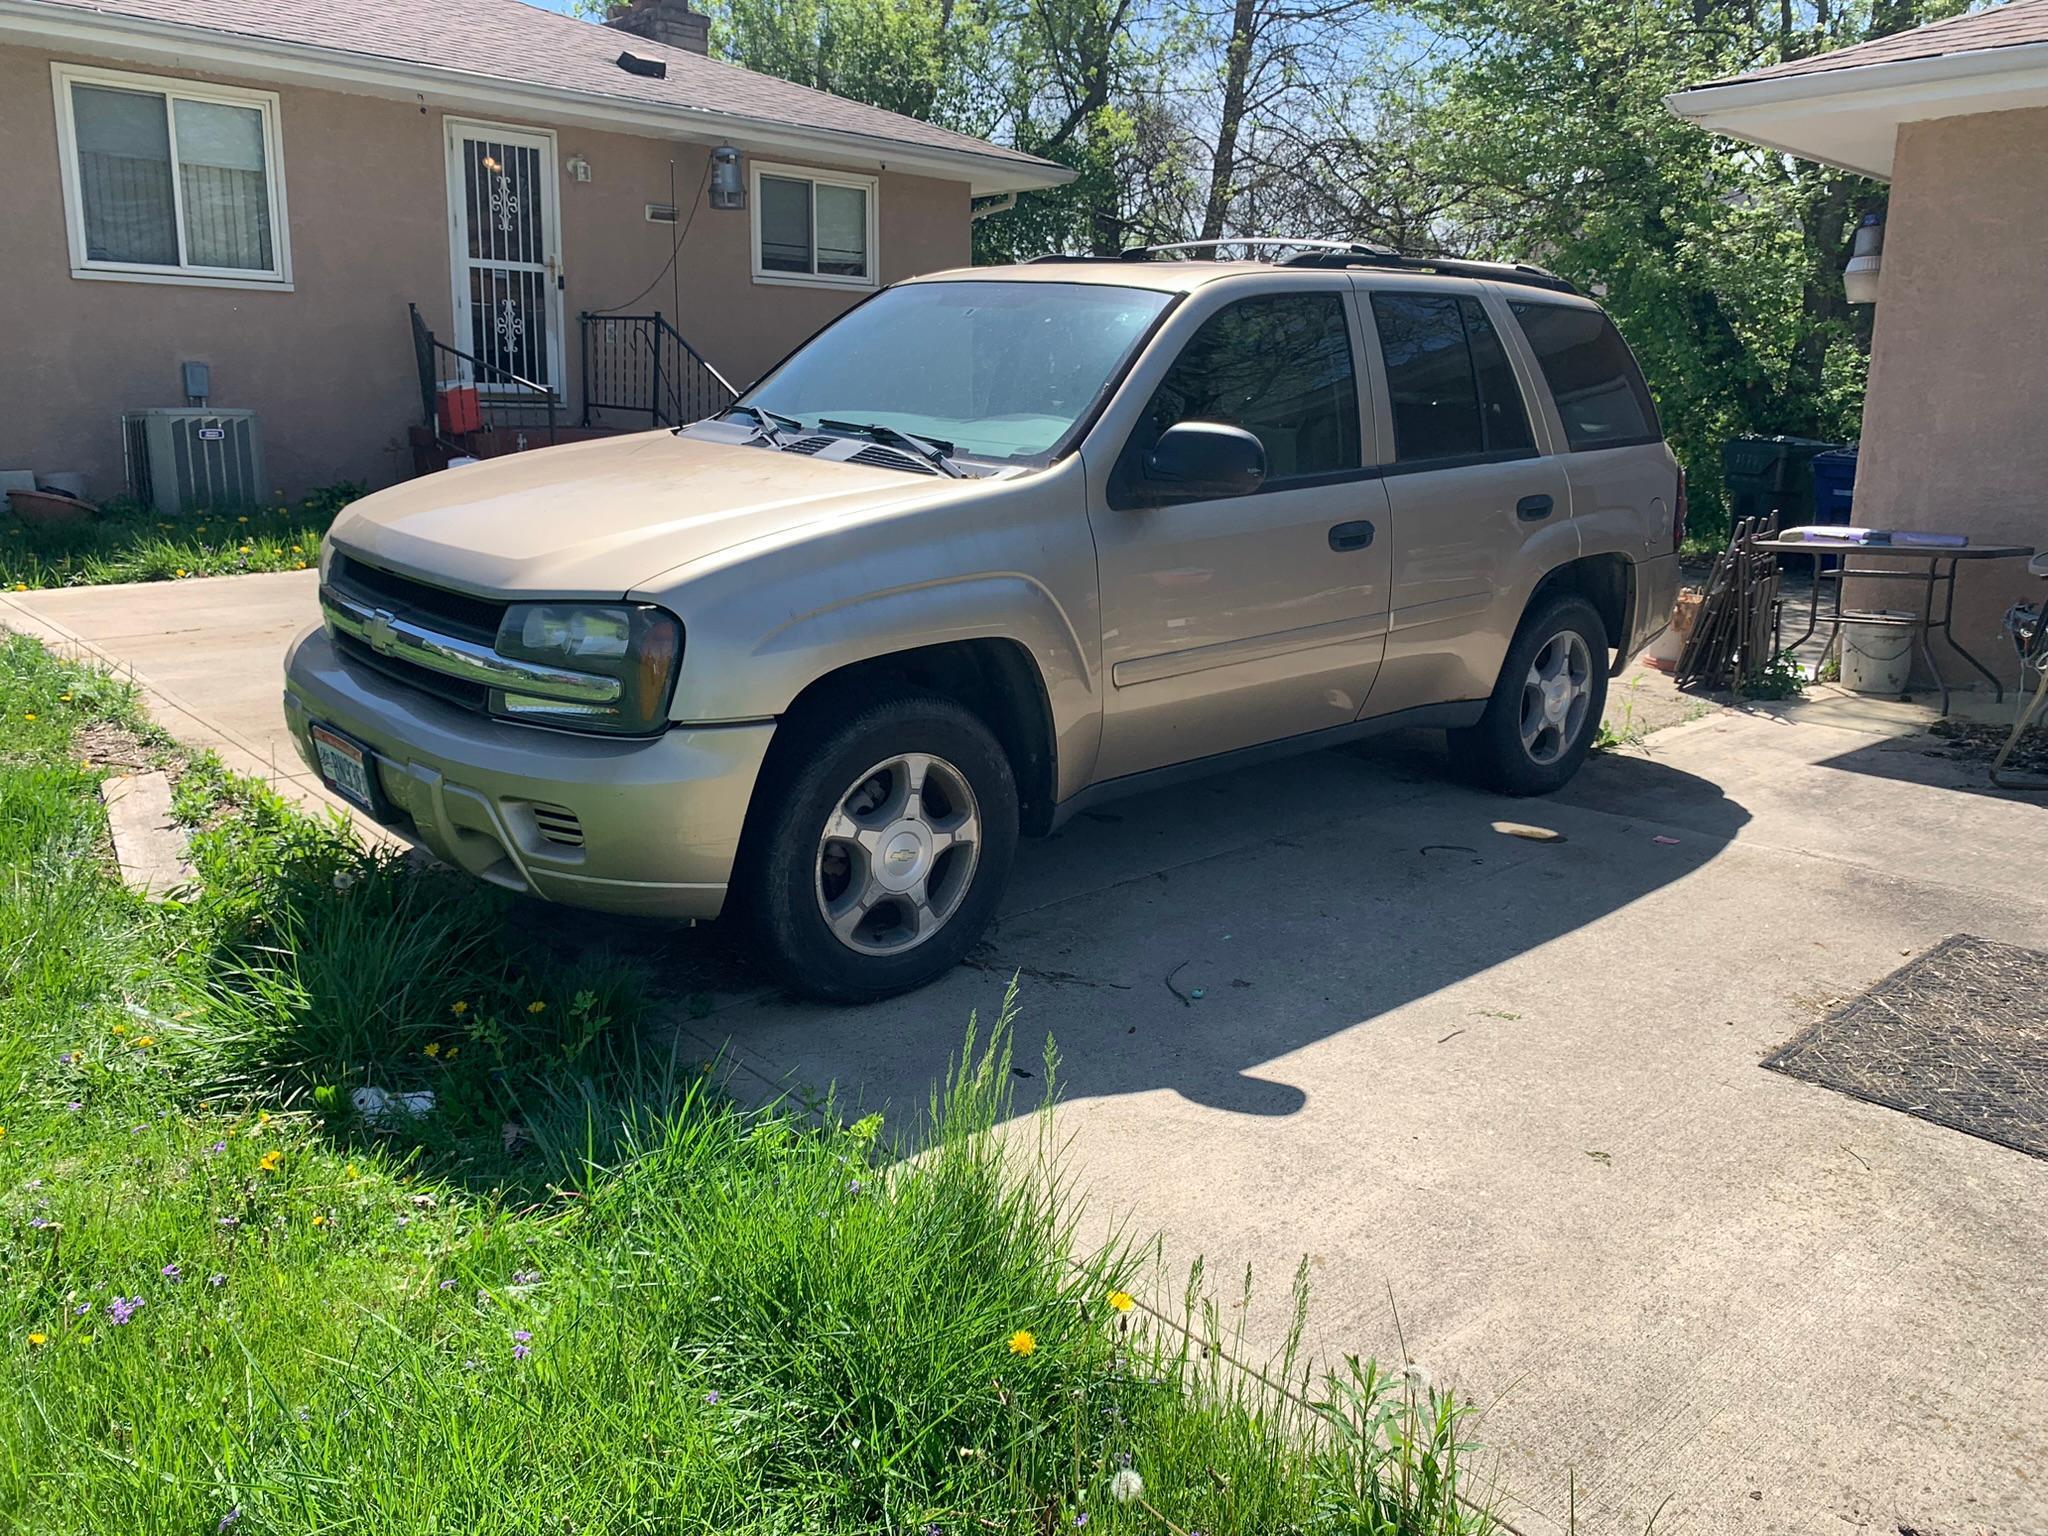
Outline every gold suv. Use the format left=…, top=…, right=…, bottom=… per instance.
left=284, top=241, right=1683, bottom=1000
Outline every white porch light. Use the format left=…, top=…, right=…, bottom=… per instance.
left=1844, top=210, right=1884, bottom=304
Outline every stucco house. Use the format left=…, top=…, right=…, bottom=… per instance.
left=0, top=0, right=1069, bottom=504
left=1669, top=0, right=2048, bottom=684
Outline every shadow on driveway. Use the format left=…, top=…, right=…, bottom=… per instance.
left=534, top=730, right=1753, bottom=1121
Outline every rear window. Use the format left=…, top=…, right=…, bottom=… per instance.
left=1509, top=303, right=1660, bottom=451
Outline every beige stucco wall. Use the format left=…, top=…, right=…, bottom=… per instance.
left=1852, top=105, right=2048, bottom=684
left=0, top=42, right=970, bottom=503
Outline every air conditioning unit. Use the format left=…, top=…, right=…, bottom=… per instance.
left=121, top=408, right=267, bottom=516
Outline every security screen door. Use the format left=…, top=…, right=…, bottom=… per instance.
left=445, top=120, right=563, bottom=396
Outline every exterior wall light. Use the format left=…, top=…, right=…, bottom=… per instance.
left=1844, top=209, right=1884, bottom=305
left=709, top=145, right=746, bottom=210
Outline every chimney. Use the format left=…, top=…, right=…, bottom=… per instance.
left=606, top=0, right=710, bottom=55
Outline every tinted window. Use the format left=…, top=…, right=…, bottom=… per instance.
left=1510, top=302, right=1660, bottom=450
left=1371, top=293, right=1534, bottom=463
left=1128, top=294, right=1361, bottom=483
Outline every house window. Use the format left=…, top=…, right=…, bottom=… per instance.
left=52, top=63, right=291, bottom=289
left=751, top=163, right=876, bottom=289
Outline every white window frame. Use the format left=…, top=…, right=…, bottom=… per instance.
left=50, top=61, right=293, bottom=292
left=749, top=161, right=879, bottom=291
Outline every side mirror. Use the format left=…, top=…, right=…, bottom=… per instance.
left=1141, top=422, right=1266, bottom=501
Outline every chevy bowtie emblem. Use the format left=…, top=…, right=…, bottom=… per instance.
left=365, top=609, right=399, bottom=656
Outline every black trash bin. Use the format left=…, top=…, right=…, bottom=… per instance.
left=1721, top=436, right=1839, bottom=531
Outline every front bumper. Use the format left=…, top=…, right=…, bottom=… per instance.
left=282, top=623, right=775, bottom=919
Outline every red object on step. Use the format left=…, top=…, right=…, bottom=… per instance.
left=437, top=383, right=482, bottom=435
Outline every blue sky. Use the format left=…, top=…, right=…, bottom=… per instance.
left=514, top=0, right=586, bottom=14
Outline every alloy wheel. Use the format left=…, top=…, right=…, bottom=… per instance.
left=1519, top=630, right=1594, bottom=766
left=814, top=752, right=982, bottom=957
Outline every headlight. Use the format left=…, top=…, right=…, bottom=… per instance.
left=491, top=602, right=682, bottom=735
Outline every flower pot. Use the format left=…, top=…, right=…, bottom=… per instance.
left=8, top=488, right=95, bottom=527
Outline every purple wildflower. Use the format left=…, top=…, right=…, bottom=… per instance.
left=704, top=1390, right=719, bottom=1406
left=161, top=1264, right=182, bottom=1281
left=208, top=1274, right=226, bottom=1288
left=29, top=1218, right=49, bottom=1230
left=59, top=1053, right=73, bottom=1066
left=66, top=1102, right=82, bottom=1112
left=1074, top=1515, right=1089, bottom=1530
left=108, top=1296, right=143, bottom=1325
left=511, top=1342, right=530, bottom=1362
left=438, top=1279, right=456, bottom=1291
left=217, top=1216, right=239, bottom=1227
left=510, top=1269, right=540, bottom=1285
left=847, top=1179, right=863, bottom=1195
left=219, top=1508, right=241, bottom=1532
left=511, top=1329, right=532, bottom=1344
left=207, top=1141, right=227, bottom=1155
left=75, top=1303, right=91, bottom=1316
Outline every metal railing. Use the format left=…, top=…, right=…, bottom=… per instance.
left=410, top=303, right=558, bottom=446
left=580, top=311, right=738, bottom=429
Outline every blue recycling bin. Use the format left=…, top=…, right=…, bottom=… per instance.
left=1809, top=447, right=1858, bottom=528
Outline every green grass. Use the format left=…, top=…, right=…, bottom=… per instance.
left=0, top=633, right=1494, bottom=1535
left=0, top=483, right=360, bottom=592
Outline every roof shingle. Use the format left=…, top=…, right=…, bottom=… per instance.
left=20, top=0, right=1061, bottom=177
left=1691, top=0, right=2048, bottom=88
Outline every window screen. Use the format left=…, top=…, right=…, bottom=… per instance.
left=758, top=175, right=813, bottom=274
left=1371, top=293, right=1534, bottom=463
left=73, top=85, right=179, bottom=266
left=1128, top=293, right=1361, bottom=486
left=1510, top=302, right=1660, bottom=450
left=757, top=172, right=870, bottom=283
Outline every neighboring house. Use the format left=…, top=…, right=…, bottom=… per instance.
left=1670, top=0, right=2048, bottom=685
left=0, top=0, right=1069, bottom=503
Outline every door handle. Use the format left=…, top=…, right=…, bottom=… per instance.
left=1517, top=494, right=1555, bottom=521
left=1329, top=519, right=1375, bottom=552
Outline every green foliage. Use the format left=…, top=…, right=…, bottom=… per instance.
left=0, top=482, right=360, bottom=591
left=0, top=634, right=1493, bottom=1535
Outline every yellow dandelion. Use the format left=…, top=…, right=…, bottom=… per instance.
left=21, top=713, right=35, bottom=722
left=445, top=1046, right=460, bottom=1061
left=111, top=1023, right=126, bottom=1036
left=132, top=1036, right=154, bottom=1049
left=424, top=1042, right=441, bottom=1059
left=174, top=569, right=187, bottom=579
left=345, top=1163, right=360, bottom=1180
left=12, top=583, right=26, bottom=592
left=258, top=1111, right=270, bottom=1124
left=450, top=1000, right=469, bottom=1016
left=311, top=1214, right=328, bottom=1227
left=526, top=1000, right=546, bottom=1015
left=238, top=516, right=249, bottom=523
left=0, top=1126, right=7, bottom=1141
left=1006, top=1330, right=1036, bottom=1356
left=59, top=693, right=71, bottom=702
left=27, top=1333, right=46, bottom=1347
left=1107, top=1290, right=1135, bottom=1313
left=259, top=1149, right=282, bottom=1173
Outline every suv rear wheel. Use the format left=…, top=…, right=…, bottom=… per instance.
left=743, top=693, right=1019, bottom=1002
left=1452, top=592, right=1610, bottom=796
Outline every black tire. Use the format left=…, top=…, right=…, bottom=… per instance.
left=1450, top=592, right=1610, bottom=796
left=740, top=691, right=1019, bottom=1003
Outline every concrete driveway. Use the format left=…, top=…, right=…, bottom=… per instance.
left=6, top=570, right=2045, bottom=1536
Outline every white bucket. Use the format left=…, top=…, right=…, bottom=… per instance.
left=1841, top=612, right=1915, bottom=694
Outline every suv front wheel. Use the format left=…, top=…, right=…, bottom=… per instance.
left=744, top=693, right=1019, bottom=1002
left=1452, top=592, right=1610, bottom=796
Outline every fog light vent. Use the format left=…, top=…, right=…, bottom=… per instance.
left=530, top=804, right=585, bottom=848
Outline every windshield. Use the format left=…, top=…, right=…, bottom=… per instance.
left=739, top=280, right=1175, bottom=464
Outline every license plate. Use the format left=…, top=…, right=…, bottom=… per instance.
left=308, top=723, right=382, bottom=815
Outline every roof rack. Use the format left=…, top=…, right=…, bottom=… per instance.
left=1025, top=237, right=1579, bottom=295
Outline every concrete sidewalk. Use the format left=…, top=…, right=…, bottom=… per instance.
left=5, top=571, right=2045, bottom=1535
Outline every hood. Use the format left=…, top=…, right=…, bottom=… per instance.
left=327, top=431, right=955, bottom=597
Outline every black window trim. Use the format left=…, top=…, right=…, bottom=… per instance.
left=1507, top=298, right=1665, bottom=453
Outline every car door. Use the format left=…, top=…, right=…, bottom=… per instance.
left=1083, top=283, right=1393, bottom=782
left=1357, top=283, right=1578, bottom=714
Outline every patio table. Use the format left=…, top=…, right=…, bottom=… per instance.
left=1752, top=536, right=2037, bottom=714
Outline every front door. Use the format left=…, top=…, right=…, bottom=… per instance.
left=1087, top=287, right=1393, bottom=781
left=444, top=119, right=563, bottom=398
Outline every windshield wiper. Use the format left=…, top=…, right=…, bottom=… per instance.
left=817, top=419, right=966, bottom=478
left=721, top=404, right=805, bottom=448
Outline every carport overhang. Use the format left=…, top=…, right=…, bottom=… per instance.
left=1666, top=39, right=2048, bottom=179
